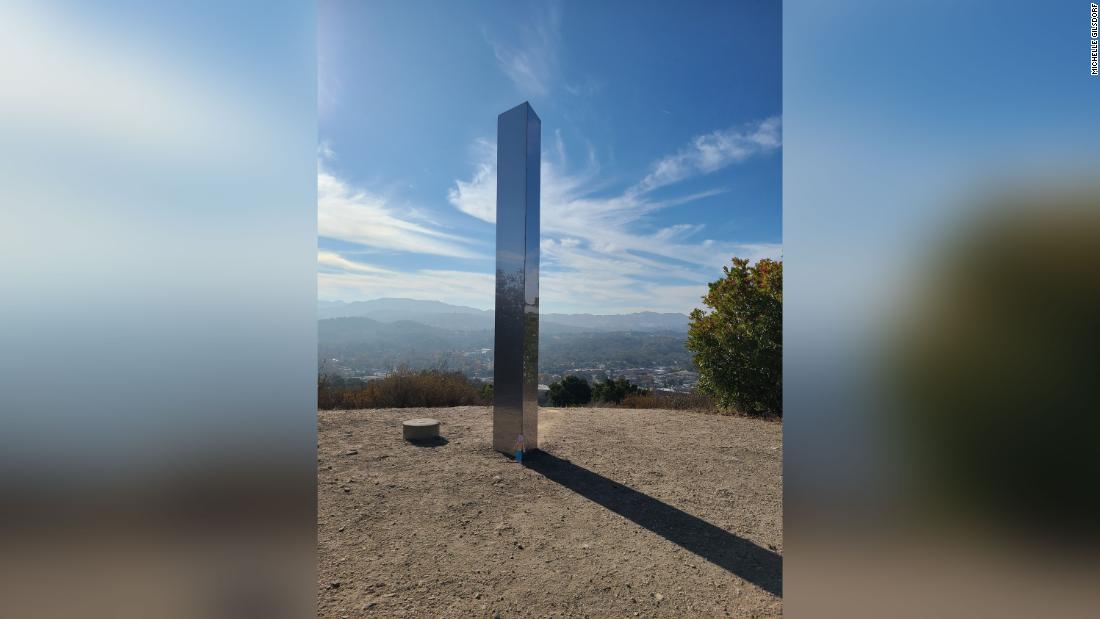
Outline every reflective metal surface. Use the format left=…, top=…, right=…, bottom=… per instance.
left=493, top=102, right=540, bottom=454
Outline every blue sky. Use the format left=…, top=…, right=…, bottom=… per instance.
left=318, top=0, right=781, bottom=313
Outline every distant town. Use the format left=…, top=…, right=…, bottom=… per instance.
left=318, top=298, right=700, bottom=393
left=325, top=350, right=700, bottom=393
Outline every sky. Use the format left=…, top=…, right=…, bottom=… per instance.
left=317, top=0, right=781, bottom=314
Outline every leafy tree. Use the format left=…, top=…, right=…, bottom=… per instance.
left=592, top=377, right=647, bottom=404
left=547, top=375, right=593, bottom=406
left=687, top=257, right=782, bottom=416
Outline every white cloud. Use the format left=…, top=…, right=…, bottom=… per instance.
left=318, top=140, right=335, bottom=161
left=446, top=130, right=779, bottom=267
left=319, top=163, right=484, bottom=259
left=318, top=117, right=781, bottom=314
left=318, top=250, right=393, bottom=274
left=442, top=123, right=782, bottom=313
left=634, top=116, right=782, bottom=193
left=446, top=139, right=497, bottom=223
left=487, top=3, right=560, bottom=96
left=318, top=258, right=494, bottom=310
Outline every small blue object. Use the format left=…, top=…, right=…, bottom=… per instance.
left=513, top=434, right=526, bottom=463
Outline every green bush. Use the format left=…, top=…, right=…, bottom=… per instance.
left=547, top=375, right=592, bottom=406
left=687, top=257, right=782, bottom=416
left=592, top=377, right=646, bottom=404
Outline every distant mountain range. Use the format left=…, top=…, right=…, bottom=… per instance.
left=318, top=298, right=689, bottom=333
left=318, top=298, right=694, bottom=380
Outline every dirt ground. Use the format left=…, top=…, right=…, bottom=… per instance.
left=318, top=406, right=782, bottom=618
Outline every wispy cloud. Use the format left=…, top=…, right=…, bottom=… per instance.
left=486, top=3, right=561, bottom=96
left=318, top=250, right=393, bottom=274
left=447, top=123, right=779, bottom=265
left=443, top=120, right=782, bottom=313
left=319, top=119, right=780, bottom=314
left=318, top=252, right=495, bottom=309
left=446, top=139, right=498, bottom=223
left=563, top=75, right=602, bottom=98
left=634, top=116, right=781, bottom=194
left=319, top=162, right=484, bottom=259
left=318, top=140, right=336, bottom=161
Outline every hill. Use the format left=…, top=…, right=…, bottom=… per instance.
left=318, top=298, right=689, bottom=333
left=318, top=298, right=488, bottom=320
left=318, top=299, right=698, bottom=389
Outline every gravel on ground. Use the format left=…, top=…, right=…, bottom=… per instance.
left=318, top=405, right=782, bottom=618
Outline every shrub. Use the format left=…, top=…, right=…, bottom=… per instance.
left=318, top=368, right=486, bottom=409
left=318, top=374, right=344, bottom=410
left=619, top=391, right=716, bottom=412
left=592, top=377, right=647, bottom=404
left=547, top=375, right=592, bottom=406
left=687, top=257, right=782, bottom=416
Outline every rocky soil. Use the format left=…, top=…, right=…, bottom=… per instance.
left=318, top=406, right=782, bottom=617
